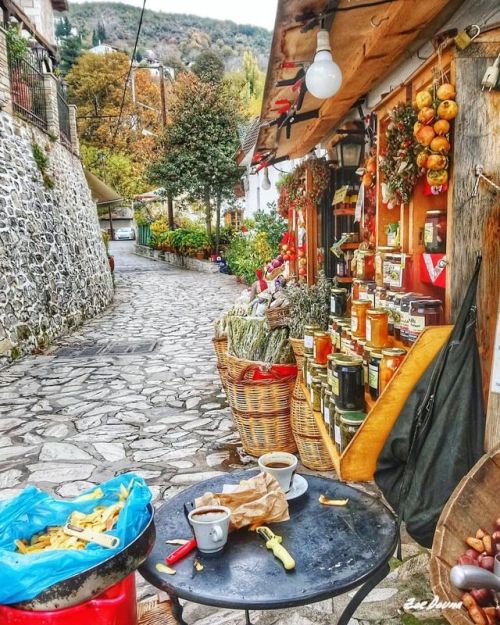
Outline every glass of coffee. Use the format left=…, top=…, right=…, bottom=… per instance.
left=258, top=452, right=298, bottom=493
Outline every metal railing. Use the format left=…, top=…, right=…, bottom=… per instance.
left=8, top=46, right=48, bottom=131
left=57, top=81, right=71, bottom=147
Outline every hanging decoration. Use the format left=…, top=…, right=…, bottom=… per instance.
left=276, top=158, right=330, bottom=219
left=413, top=81, right=458, bottom=196
left=379, top=103, right=420, bottom=208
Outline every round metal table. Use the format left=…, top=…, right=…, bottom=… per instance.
left=140, top=470, right=397, bottom=625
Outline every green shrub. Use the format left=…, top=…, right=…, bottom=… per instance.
left=225, top=231, right=272, bottom=284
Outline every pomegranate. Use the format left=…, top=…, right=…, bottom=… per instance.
left=415, top=125, right=435, bottom=146
left=414, top=121, right=423, bottom=135
left=437, top=100, right=459, bottom=120
left=415, top=90, right=433, bottom=110
left=418, top=107, right=436, bottom=124
left=427, top=154, right=447, bottom=170
left=433, top=119, right=450, bottom=136
left=430, top=136, right=451, bottom=154
left=416, top=150, right=429, bottom=168
left=427, top=169, right=448, bottom=186
left=437, top=83, right=456, bottom=101
left=366, top=157, right=376, bottom=174
left=362, top=173, right=373, bottom=188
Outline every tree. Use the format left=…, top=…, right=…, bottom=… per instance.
left=192, top=50, right=225, bottom=85
left=55, top=16, right=72, bottom=39
left=148, top=72, right=242, bottom=240
left=59, top=35, right=82, bottom=74
left=226, top=50, right=265, bottom=117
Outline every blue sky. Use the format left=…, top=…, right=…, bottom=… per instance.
left=70, top=0, right=278, bottom=30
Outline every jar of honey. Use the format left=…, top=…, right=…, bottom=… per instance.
left=355, top=250, right=375, bottom=280
left=359, top=281, right=376, bottom=307
left=380, top=347, right=407, bottom=391
left=366, top=309, right=389, bottom=348
left=313, top=331, right=332, bottom=365
left=351, top=300, right=371, bottom=339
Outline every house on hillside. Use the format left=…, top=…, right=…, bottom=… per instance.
left=14, top=0, right=67, bottom=45
left=88, top=43, right=119, bottom=55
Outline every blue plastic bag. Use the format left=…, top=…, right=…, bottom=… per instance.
left=0, top=473, right=152, bottom=604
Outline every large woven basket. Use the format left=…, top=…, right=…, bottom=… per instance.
left=291, top=395, right=334, bottom=471
left=232, top=408, right=297, bottom=456
left=265, top=305, right=290, bottom=329
left=213, top=336, right=229, bottom=390
left=225, top=352, right=296, bottom=380
left=289, top=337, right=306, bottom=372
left=225, top=367, right=296, bottom=415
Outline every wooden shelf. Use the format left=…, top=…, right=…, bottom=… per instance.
left=336, top=276, right=353, bottom=283
left=340, top=243, right=360, bottom=250
left=334, top=208, right=356, bottom=216
left=300, top=326, right=453, bottom=482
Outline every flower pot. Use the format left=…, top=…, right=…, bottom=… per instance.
left=195, top=251, right=205, bottom=260
left=108, top=255, right=115, bottom=272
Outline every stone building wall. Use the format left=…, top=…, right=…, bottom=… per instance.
left=0, top=112, right=114, bottom=365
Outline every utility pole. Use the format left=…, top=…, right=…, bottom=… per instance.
left=159, top=64, right=167, bottom=128
left=108, top=204, right=114, bottom=241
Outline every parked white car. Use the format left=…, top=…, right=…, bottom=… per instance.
left=114, top=227, right=135, bottom=241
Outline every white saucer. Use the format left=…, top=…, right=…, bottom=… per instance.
left=286, top=474, right=308, bottom=500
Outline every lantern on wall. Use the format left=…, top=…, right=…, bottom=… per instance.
left=334, top=133, right=365, bottom=168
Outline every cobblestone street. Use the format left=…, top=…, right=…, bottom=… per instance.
left=0, top=243, right=442, bottom=625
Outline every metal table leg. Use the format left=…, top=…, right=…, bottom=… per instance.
left=170, top=594, right=188, bottom=625
left=337, top=562, right=391, bottom=625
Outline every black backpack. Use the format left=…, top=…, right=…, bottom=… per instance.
left=375, top=257, right=485, bottom=548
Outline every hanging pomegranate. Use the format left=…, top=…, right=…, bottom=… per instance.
left=418, top=107, right=436, bottom=124
left=426, top=154, right=448, bottom=170
left=433, top=119, right=450, bottom=136
left=437, top=100, right=459, bottom=120
left=415, top=90, right=433, bottom=110
left=415, top=125, right=436, bottom=146
left=437, top=83, right=456, bottom=101
left=430, top=136, right=451, bottom=154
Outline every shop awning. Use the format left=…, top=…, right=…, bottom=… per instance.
left=256, top=0, right=463, bottom=161
left=84, top=169, right=122, bottom=206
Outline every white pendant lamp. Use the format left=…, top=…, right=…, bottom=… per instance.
left=305, top=29, right=342, bottom=100
left=261, top=167, right=271, bottom=190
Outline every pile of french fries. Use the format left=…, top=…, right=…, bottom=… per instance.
left=15, top=485, right=129, bottom=555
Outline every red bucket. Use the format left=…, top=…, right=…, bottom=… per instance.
left=0, top=574, right=137, bottom=625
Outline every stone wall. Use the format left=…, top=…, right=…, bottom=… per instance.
left=135, top=244, right=221, bottom=274
left=0, top=111, right=114, bottom=364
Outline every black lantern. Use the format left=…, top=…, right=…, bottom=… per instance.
left=334, top=133, right=365, bottom=168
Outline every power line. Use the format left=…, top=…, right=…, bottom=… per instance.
left=110, top=0, right=147, bottom=147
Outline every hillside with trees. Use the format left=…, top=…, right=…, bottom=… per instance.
left=66, top=2, right=272, bottom=70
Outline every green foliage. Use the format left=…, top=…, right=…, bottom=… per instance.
left=226, top=51, right=265, bottom=116
left=225, top=231, right=272, bottom=285
left=192, top=50, right=224, bottom=84
left=150, top=216, right=169, bottom=235
left=92, top=22, right=107, bottom=46
left=32, top=143, right=55, bottom=189
left=67, top=2, right=271, bottom=68
left=286, top=273, right=331, bottom=339
left=59, top=35, right=82, bottom=74
left=5, top=26, right=29, bottom=63
left=56, top=16, right=72, bottom=38
left=253, top=203, right=287, bottom=257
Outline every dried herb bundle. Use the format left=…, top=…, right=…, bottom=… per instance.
left=285, top=272, right=331, bottom=339
left=227, top=317, right=294, bottom=364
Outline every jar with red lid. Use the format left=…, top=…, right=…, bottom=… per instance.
left=358, top=281, right=376, bottom=307
left=389, top=254, right=412, bottom=292
left=424, top=210, right=447, bottom=254
left=355, top=250, right=375, bottom=280
left=406, top=299, right=443, bottom=345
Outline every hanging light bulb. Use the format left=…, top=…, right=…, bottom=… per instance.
left=305, top=29, right=342, bottom=100
left=261, top=167, right=271, bottom=190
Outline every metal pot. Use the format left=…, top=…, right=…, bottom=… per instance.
left=13, top=505, right=155, bottom=611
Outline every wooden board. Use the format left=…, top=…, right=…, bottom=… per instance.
left=341, top=325, right=453, bottom=481
left=430, top=445, right=500, bottom=625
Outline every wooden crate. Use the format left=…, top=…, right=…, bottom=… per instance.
left=430, top=445, right=500, bottom=625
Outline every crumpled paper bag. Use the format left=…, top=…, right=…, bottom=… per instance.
left=194, top=472, right=289, bottom=530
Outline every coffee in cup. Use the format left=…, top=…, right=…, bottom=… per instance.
left=188, top=505, right=231, bottom=554
left=258, top=452, right=298, bottom=493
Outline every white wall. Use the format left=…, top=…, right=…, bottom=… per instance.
left=245, top=160, right=295, bottom=216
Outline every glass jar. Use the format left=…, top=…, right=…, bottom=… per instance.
left=330, top=287, right=348, bottom=317
left=385, top=292, right=396, bottom=336
left=333, top=407, right=342, bottom=451
left=352, top=278, right=363, bottom=301
left=359, top=281, right=376, bottom=307
left=311, top=376, right=322, bottom=412
left=406, top=299, right=443, bottom=345
left=331, top=319, right=343, bottom=352
left=355, top=250, right=375, bottom=280
left=424, top=210, right=447, bottom=254
left=400, top=294, right=427, bottom=344
left=322, top=388, right=333, bottom=427
left=304, top=324, right=321, bottom=354
left=380, top=347, right=407, bottom=391
left=375, top=247, right=396, bottom=287
left=313, top=331, right=332, bottom=365
left=331, top=354, right=365, bottom=411
left=392, top=293, right=405, bottom=340
left=343, top=330, right=354, bottom=355
left=340, top=323, right=349, bottom=353
left=368, top=351, right=383, bottom=400
left=340, top=411, right=366, bottom=452
left=366, top=309, right=389, bottom=349
left=302, top=354, right=310, bottom=384
left=351, top=300, right=371, bottom=339
left=389, top=254, right=412, bottom=292
left=375, top=286, right=387, bottom=310
left=356, top=338, right=366, bottom=358
left=307, top=361, right=326, bottom=390
left=363, top=345, right=374, bottom=391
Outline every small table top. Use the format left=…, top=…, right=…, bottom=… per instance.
left=140, top=470, right=397, bottom=611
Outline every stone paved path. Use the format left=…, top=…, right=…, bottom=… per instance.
left=0, top=242, right=445, bottom=625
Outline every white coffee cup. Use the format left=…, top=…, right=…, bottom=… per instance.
left=188, top=505, right=231, bottom=554
left=258, top=452, right=298, bottom=493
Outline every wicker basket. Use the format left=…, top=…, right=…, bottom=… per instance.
left=225, top=352, right=296, bottom=380
left=217, top=365, right=228, bottom=390
left=289, top=337, right=306, bottom=372
left=225, top=367, right=296, bottom=415
left=291, top=395, right=334, bottom=471
left=265, top=305, right=290, bottom=329
left=212, top=336, right=228, bottom=367
left=232, top=408, right=297, bottom=456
